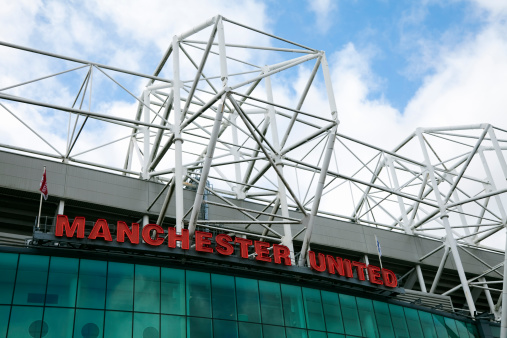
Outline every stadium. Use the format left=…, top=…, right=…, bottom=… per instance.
left=0, top=15, right=506, bottom=337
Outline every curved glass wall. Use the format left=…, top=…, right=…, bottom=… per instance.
left=0, top=252, right=479, bottom=338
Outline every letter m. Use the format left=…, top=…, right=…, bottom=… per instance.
left=55, top=215, right=85, bottom=238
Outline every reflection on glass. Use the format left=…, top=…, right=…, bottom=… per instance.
left=135, top=265, right=160, bottom=313
left=236, top=277, right=261, bottom=323
left=0, top=253, right=17, bottom=304
left=417, top=310, right=437, bottom=338
left=43, top=307, right=75, bottom=337
left=161, top=268, right=185, bottom=315
left=214, top=319, right=238, bottom=338
left=7, top=306, right=43, bottom=338
left=259, top=281, right=284, bottom=326
left=307, top=331, right=327, bottom=338
left=302, top=288, right=325, bottom=331
left=186, top=271, right=211, bottom=318
left=0, top=305, right=9, bottom=337
left=134, top=312, right=159, bottom=338
left=238, top=322, right=262, bottom=338
left=372, top=301, right=395, bottom=338
left=281, top=284, right=306, bottom=328
left=356, top=297, right=379, bottom=338
left=286, top=327, right=308, bottom=338
left=321, top=291, right=344, bottom=334
left=212, top=274, right=237, bottom=320
left=161, top=315, right=185, bottom=338
left=187, top=317, right=212, bottom=338
left=74, top=309, right=104, bottom=338
left=104, top=311, right=132, bottom=338
left=13, top=255, right=49, bottom=305
left=432, top=314, right=448, bottom=338
left=404, top=307, right=424, bottom=338
left=455, top=320, right=471, bottom=338
left=106, top=262, right=134, bottom=311
left=443, top=317, right=459, bottom=337
left=338, top=294, right=361, bottom=336
left=46, top=257, right=78, bottom=307
left=389, top=304, right=410, bottom=338
left=263, top=325, right=286, bottom=337
left=77, top=259, right=107, bottom=309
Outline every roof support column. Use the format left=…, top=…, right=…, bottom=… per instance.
left=416, top=128, right=476, bottom=317
left=415, top=264, right=427, bottom=293
left=430, top=244, right=450, bottom=294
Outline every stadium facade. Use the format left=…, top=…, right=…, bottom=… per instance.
left=0, top=15, right=506, bottom=338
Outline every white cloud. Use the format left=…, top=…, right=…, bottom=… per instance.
left=307, top=0, right=338, bottom=34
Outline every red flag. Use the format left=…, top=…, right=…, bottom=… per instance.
left=39, top=168, right=48, bottom=200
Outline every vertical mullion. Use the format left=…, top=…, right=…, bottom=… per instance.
left=4, top=253, right=20, bottom=337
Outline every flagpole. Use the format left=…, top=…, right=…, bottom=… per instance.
left=37, top=166, right=46, bottom=230
left=375, top=235, right=383, bottom=269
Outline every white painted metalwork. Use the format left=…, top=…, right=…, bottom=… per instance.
left=1, top=15, right=507, bottom=328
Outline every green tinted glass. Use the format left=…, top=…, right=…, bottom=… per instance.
left=281, top=284, right=306, bottom=328
left=186, top=270, right=211, bottom=317
left=187, top=317, right=212, bottom=338
left=236, top=277, right=261, bottom=323
left=77, top=259, right=107, bottom=309
left=372, top=300, right=395, bottom=338
left=212, top=274, right=237, bottom=320
left=0, top=253, right=17, bottom=304
left=44, top=307, right=75, bottom=337
left=134, top=264, right=160, bottom=312
left=338, top=294, right=361, bottom=336
left=418, top=310, right=437, bottom=338
left=46, top=256, right=78, bottom=307
left=161, top=267, right=185, bottom=315
left=12, top=254, right=49, bottom=305
left=214, top=319, right=238, bottom=338
left=389, top=304, right=410, bottom=338
left=7, top=306, right=43, bottom=338
left=104, top=311, right=132, bottom=338
left=106, top=262, right=134, bottom=311
left=286, top=327, right=308, bottom=338
left=259, top=281, right=284, bottom=326
left=321, top=290, right=344, bottom=334
left=161, top=314, right=186, bottom=338
left=356, top=297, right=379, bottom=338
left=134, top=312, right=160, bottom=338
left=74, top=309, right=104, bottom=338
left=404, top=307, right=424, bottom=338
left=302, top=288, right=325, bottom=331
left=263, top=324, right=286, bottom=337
left=238, top=322, right=262, bottom=338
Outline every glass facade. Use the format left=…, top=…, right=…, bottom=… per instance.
left=0, top=252, right=480, bottom=338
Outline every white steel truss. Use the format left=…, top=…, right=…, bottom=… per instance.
left=1, top=15, right=507, bottom=332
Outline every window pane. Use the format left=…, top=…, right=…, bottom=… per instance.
left=259, top=281, right=284, bottom=326
left=281, top=284, right=306, bottom=328
left=404, top=307, right=424, bottom=338
left=356, top=297, right=379, bottom=338
left=104, top=311, right=132, bottom=338
left=13, top=254, right=49, bottom=305
left=338, top=294, right=361, bottom=336
left=161, top=315, right=186, bottom=338
left=134, top=312, right=160, bottom=338
left=7, top=306, right=43, bottom=338
left=43, top=307, right=75, bottom=337
left=212, top=274, right=237, bottom=320
left=214, top=319, right=238, bottom=338
left=286, top=327, right=308, bottom=338
left=0, top=253, right=17, bottom=304
left=302, top=288, right=325, bottom=331
left=236, top=277, right=261, bottom=323
left=135, top=264, right=160, bottom=313
left=46, top=257, right=78, bottom=307
left=321, top=291, right=344, bottom=334
left=106, top=262, right=134, bottom=311
left=418, top=311, right=437, bottom=338
left=372, top=301, right=395, bottom=338
left=432, top=314, right=448, bottom=338
left=238, top=322, right=262, bottom=338
left=262, top=325, right=286, bottom=337
left=161, top=268, right=185, bottom=315
left=0, top=305, right=10, bottom=337
left=187, top=317, right=212, bottom=338
left=443, top=317, right=459, bottom=337
left=74, top=309, right=104, bottom=338
left=389, top=304, right=409, bottom=338
left=455, top=320, right=471, bottom=338
left=186, top=271, right=211, bottom=317
left=77, top=259, right=107, bottom=309
left=466, top=322, right=479, bottom=337
left=308, top=331, right=327, bottom=338
left=327, top=334, right=346, bottom=338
